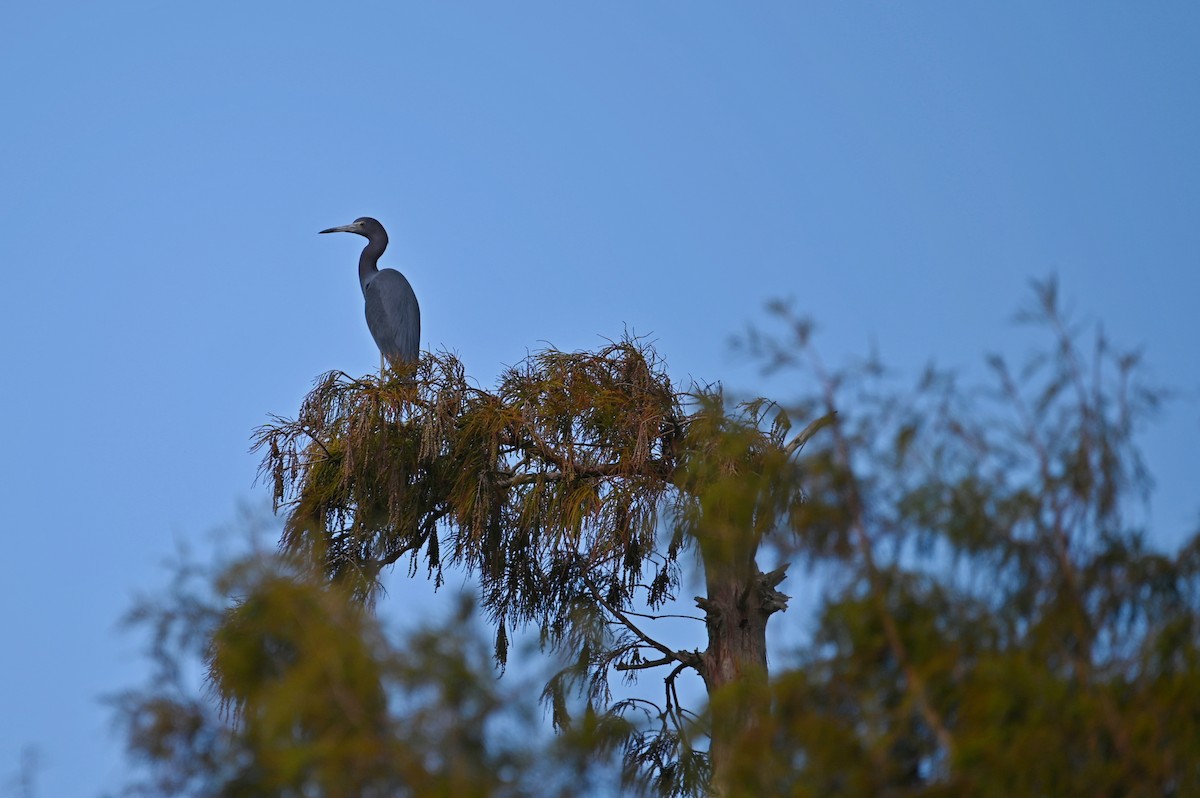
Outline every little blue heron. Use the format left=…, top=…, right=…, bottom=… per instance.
left=319, top=217, right=420, bottom=372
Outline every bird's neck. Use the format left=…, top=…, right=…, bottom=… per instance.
left=358, top=235, right=388, bottom=290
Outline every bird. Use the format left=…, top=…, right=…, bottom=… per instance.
left=319, top=217, right=420, bottom=374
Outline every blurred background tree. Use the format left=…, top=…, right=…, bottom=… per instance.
left=721, top=279, right=1200, bottom=796
left=111, top=281, right=1200, bottom=796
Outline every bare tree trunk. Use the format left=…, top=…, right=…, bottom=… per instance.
left=697, top=561, right=789, bottom=794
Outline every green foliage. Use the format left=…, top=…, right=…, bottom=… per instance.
left=672, top=394, right=814, bottom=573
left=112, top=282, right=1200, bottom=797
left=254, top=342, right=681, bottom=637
left=112, top=547, right=520, bottom=796
left=721, top=278, right=1200, bottom=796
left=110, top=545, right=623, bottom=798
left=251, top=338, right=812, bottom=793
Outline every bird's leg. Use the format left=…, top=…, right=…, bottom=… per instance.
left=380, top=352, right=386, bottom=380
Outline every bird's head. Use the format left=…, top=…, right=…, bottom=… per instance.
left=319, top=217, right=386, bottom=238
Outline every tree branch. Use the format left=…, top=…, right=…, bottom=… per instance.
left=618, top=609, right=704, bottom=623
left=496, top=460, right=670, bottom=488
left=582, top=573, right=701, bottom=670
left=664, top=660, right=692, bottom=737
left=615, top=654, right=677, bottom=672
left=784, top=410, right=838, bottom=457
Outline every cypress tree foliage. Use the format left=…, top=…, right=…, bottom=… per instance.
left=720, top=279, right=1200, bottom=795
left=252, top=339, right=831, bottom=793
left=110, top=283, right=1200, bottom=796
left=110, top=549, right=557, bottom=798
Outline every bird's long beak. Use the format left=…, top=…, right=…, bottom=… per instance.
left=319, top=224, right=358, bottom=234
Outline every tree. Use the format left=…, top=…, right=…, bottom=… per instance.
left=724, top=281, right=1200, bottom=796
left=112, top=281, right=1200, bottom=796
left=110, top=543, right=612, bottom=798
left=251, top=339, right=835, bottom=794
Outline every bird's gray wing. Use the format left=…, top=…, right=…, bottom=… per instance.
left=363, top=269, right=421, bottom=364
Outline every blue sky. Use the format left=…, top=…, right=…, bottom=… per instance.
left=2, top=4, right=1198, bottom=794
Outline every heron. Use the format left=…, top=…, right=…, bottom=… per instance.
left=319, top=217, right=420, bottom=374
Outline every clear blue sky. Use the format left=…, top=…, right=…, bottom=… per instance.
left=2, top=4, right=1198, bottom=794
